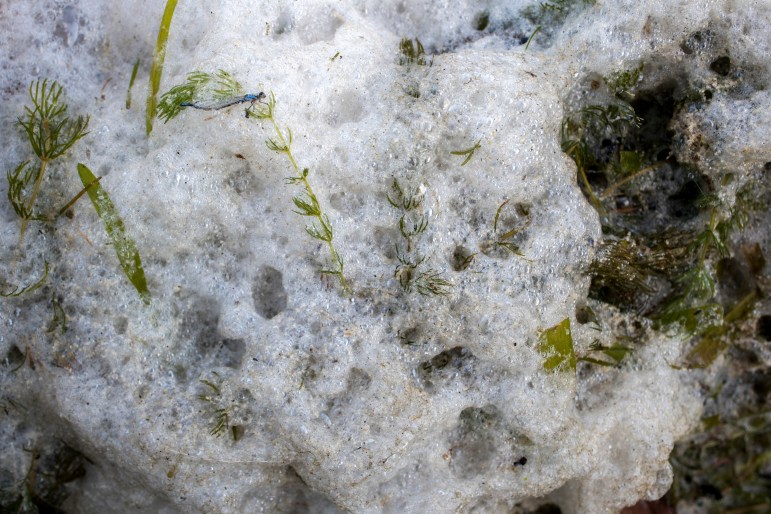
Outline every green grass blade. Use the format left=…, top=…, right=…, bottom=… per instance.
left=146, top=0, right=179, bottom=134
left=537, top=318, right=576, bottom=373
left=77, top=164, right=150, bottom=303
left=126, top=58, right=140, bottom=109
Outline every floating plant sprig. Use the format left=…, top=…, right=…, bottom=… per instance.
left=387, top=178, right=451, bottom=296
left=250, top=92, right=348, bottom=291
left=11, top=79, right=90, bottom=243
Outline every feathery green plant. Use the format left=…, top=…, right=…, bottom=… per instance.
left=10, top=79, right=90, bottom=243
left=387, top=179, right=451, bottom=296
left=146, top=0, right=179, bottom=134
left=77, top=164, right=151, bottom=304
left=157, top=69, right=244, bottom=123
left=250, top=92, right=348, bottom=291
left=198, top=377, right=231, bottom=437
left=604, top=63, right=643, bottom=99
left=399, top=38, right=431, bottom=66
left=450, top=140, right=481, bottom=166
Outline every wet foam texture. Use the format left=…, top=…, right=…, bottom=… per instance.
left=1, top=1, right=768, bottom=513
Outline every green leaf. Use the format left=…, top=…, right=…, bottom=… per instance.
left=77, top=163, right=150, bottom=303
left=619, top=150, right=643, bottom=175
left=537, top=318, right=575, bottom=373
left=146, top=0, right=179, bottom=133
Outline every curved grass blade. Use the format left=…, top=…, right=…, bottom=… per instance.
left=146, top=0, right=179, bottom=134
left=77, top=164, right=150, bottom=303
left=1, top=261, right=48, bottom=298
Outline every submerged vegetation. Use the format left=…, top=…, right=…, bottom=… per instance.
left=563, top=56, right=769, bottom=512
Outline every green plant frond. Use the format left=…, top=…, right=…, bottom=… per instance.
left=266, top=137, right=288, bottom=153
left=211, top=69, right=244, bottom=99
left=524, top=25, right=542, bottom=50
left=656, top=265, right=717, bottom=324
left=48, top=292, right=67, bottom=334
left=1, top=261, right=49, bottom=298
left=305, top=220, right=333, bottom=243
left=199, top=379, right=221, bottom=395
left=589, top=238, right=655, bottom=302
left=386, top=179, right=405, bottom=209
left=656, top=302, right=723, bottom=335
left=586, top=340, right=632, bottom=363
left=399, top=214, right=428, bottom=239
left=18, top=79, right=90, bottom=161
left=292, top=193, right=322, bottom=217
left=695, top=192, right=721, bottom=210
left=210, top=408, right=230, bottom=437
left=250, top=91, right=276, bottom=120
left=387, top=179, right=424, bottom=211
left=413, top=270, right=452, bottom=296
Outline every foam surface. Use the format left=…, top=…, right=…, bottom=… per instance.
left=1, top=1, right=767, bottom=513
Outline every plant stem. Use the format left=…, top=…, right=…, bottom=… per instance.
left=600, top=161, right=664, bottom=199
left=18, top=158, right=48, bottom=244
